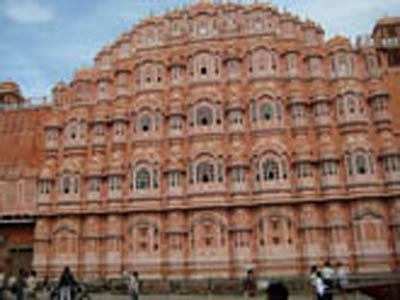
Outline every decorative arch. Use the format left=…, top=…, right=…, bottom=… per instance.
left=131, top=159, right=160, bottom=193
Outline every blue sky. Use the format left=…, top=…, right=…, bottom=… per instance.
left=0, top=0, right=399, bottom=102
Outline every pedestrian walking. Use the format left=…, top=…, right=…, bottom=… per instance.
left=335, top=262, right=349, bottom=300
left=315, top=271, right=326, bottom=300
left=321, top=262, right=334, bottom=300
left=13, top=269, right=27, bottom=300
left=57, top=267, right=77, bottom=300
left=0, top=266, right=5, bottom=300
left=128, top=271, right=139, bottom=300
left=243, top=269, right=257, bottom=299
left=309, top=265, right=318, bottom=300
left=26, top=271, right=37, bottom=300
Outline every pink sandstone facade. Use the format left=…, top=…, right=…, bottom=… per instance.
left=1, top=1, right=400, bottom=280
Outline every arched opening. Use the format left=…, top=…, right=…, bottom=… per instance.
left=140, top=114, right=151, bottom=132
left=197, top=106, right=213, bottom=126
left=136, top=169, right=151, bottom=190
left=356, top=154, right=367, bottom=175
left=196, top=162, right=214, bottom=183
left=260, top=102, right=273, bottom=121
left=263, top=159, right=279, bottom=181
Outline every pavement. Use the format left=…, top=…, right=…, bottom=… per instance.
left=2, top=290, right=372, bottom=300
left=89, top=292, right=373, bottom=300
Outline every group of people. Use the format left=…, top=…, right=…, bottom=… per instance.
left=0, top=267, right=38, bottom=300
left=310, top=262, right=349, bottom=300
left=0, top=266, right=84, bottom=300
left=2, top=263, right=350, bottom=300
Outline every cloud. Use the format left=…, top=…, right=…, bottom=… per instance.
left=3, top=0, right=54, bottom=23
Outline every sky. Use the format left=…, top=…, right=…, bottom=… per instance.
left=0, top=0, right=399, bottom=102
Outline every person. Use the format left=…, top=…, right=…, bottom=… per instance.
left=309, top=265, right=318, bottom=300
left=13, top=269, right=27, bottom=300
left=0, top=266, right=5, bottom=300
left=57, top=267, right=77, bottom=300
left=321, top=261, right=334, bottom=300
left=128, top=271, right=139, bottom=300
left=243, top=269, right=257, bottom=298
left=315, top=271, right=326, bottom=300
left=336, top=262, right=348, bottom=300
left=121, top=269, right=130, bottom=293
left=26, top=271, right=37, bottom=300
left=265, top=281, right=289, bottom=300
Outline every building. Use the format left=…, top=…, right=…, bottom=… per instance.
left=1, top=0, right=400, bottom=280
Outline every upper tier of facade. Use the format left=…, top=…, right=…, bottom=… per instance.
left=49, top=1, right=385, bottom=110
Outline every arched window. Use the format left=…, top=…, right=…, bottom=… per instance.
left=140, top=115, right=151, bottom=132
left=136, top=169, right=150, bottom=190
left=356, top=154, right=367, bottom=175
left=69, top=120, right=78, bottom=140
left=73, top=177, right=79, bottom=194
left=263, top=159, right=279, bottom=181
left=196, top=162, right=214, bottom=183
left=260, top=102, right=273, bottom=121
left=348, top=96, right=356, bottom=114
left=197, top=106, right=213, bottom=126
left=63, top=177, right=70, bottom=194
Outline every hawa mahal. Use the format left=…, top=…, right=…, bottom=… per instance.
left=1, top=0, right=400, bottom=280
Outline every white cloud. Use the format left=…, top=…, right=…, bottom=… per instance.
left=3, top=0, right=54, bottom=23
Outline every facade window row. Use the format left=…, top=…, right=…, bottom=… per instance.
left=84, top=51, right=382, bottom=100
left=45, top=94, right=390, bottom=148
left=39, top=151, right=400, bottom=199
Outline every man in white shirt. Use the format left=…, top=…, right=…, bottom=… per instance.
left=315, top=271, right=326, bottom=300
left=129, top=271, right=139, bottom=300
left=321, top=262, right=334, bottom=300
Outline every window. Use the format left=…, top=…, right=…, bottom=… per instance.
left=286, top=53, right=297, bottom=76
left=114, top=121, right=126, bottom=136
left=155, top=113, right=161, bottom=131
left=39, top=181, right=51, bottom=195
left=348, top=97, right=356, bottom=114
left=309, top=57, right=322, bottom=77
left=260, top=103, right=273, bottom=121
left=63, top=177, right=70, bottom=194
left=153, top=169, right=159, bottom=189
left=198, top=20, right=208, bottom=36
left=172, top=21, right=180, bottom=36
left=227, top=59, right=239, bottom=78
left=88, top=178, right=101, bottom=192
left=94, top=124, right=104, bottom=136
left=231, top=167, right=245, bottom=183
left=168, top=172, right=180, bottom=187
left=140, top=115, right=151, bottom=132
left=136, top=169, right=150, bottom=190
left=297, top=163, right=312, bottom=178
left=263, top=159, right=279, bottom=181
left=196, top=162, right=214, bottom=183
left=109, top=176, right=122, bottom=191
left=356, top=155, right=367, bottom=175
left=156, top=66, right=162, bottom=83
left=250, top=99, right=257, bottom=121
left=229, top=110, right=243, bottom=126
left=169, top=116, right=183, bottom=131
left=171, top=66, right=181, bottom=82
left=197, top=106, right=213, bottom=126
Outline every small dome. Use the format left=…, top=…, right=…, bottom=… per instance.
left=327, top=35, right=352, bottom=50
left=73, top=67, right=92, bottom=81
left=0, top=79, right=21, bottom=95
